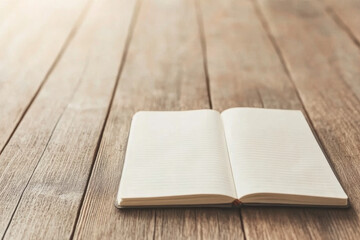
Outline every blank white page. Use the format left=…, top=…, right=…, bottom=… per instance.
left=221, top=108, right=347, bottom=202
left=117, top=110, right=237, bottom=201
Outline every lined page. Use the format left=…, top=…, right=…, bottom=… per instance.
left=117, top=110, right=237, bottom=201
left=221, top=108, right=347, bottom=201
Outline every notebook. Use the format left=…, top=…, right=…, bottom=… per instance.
left=115, top=108, right=348, bottom=208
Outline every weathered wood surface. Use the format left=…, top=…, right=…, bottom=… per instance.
left=322, top=0, right=360, bottom=46
left=0, top=0, right=359, bottom=239
left=0, top=0, right=134, bottom=238
left=0, top=0, right=89, bottom=153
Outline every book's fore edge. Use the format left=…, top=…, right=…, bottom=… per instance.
left=114, top=113, right=135, bottom=208
left=115, top=202, right=235, bottom=209
left=114, top=198, right=241, bottom=209
left=300, top=111, right=349, bottom=200
left=242, top=202, right=350, bottom=208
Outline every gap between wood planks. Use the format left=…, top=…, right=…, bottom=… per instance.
left=251, top=0, right=330, bottom=160
left=68, top=0, right=142, bottom=238
left=0, top=0, right=94, bottom=238
left=2, top=1, right=141, bottom=238
left=2, top=113, right=63, bottom=239
left=322, top=2, right=360, bottom=49
left=320, top=0, right=360, bottom=101
left=195, top=0, right=213, bottom=110
left=0, top=0, right=93, bottom=156
left=318, top=0, right=360, bottom=101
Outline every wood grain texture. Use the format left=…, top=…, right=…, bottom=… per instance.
left=240, top=0, right=360, bottom=238
left=315, top=0, right=360, bottom=100
left=0, top=0, right=136, bottom=239
left=0, top=0, right=88, bottom=153
left=73, top=0, right=244, bottom=239
left=198, top=0, right=303, bottom=111
left=322, top=0, right=360, bottom=45
left=320, top=0, right=360, bottom=98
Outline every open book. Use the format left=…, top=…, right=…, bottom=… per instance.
left=116, top=108, right=348, bottom=208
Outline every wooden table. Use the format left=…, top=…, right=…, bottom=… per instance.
left=0, top=0, right=359, bottom=239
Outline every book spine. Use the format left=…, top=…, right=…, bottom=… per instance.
left=232, top=199, right=242, bottom=207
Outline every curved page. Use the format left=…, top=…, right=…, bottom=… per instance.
left=117, top=110, right=237, bottom=206
left=221, top=108, right=348, bottom=205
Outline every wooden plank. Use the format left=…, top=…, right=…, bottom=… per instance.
left=318, top=0, right=360, bottom=100
left=0, top=0, right=136, bottom=239
left=73, top=0, right=244, bottom=239
left=319, top=0, right=360, bottom=98
left=198, top=0, right=302, bottom=111
left=321, top=0, right=360, bottom=44
left=201, top=0, right=360, bottom=238
left=0, top=0, right=89, bottom=153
